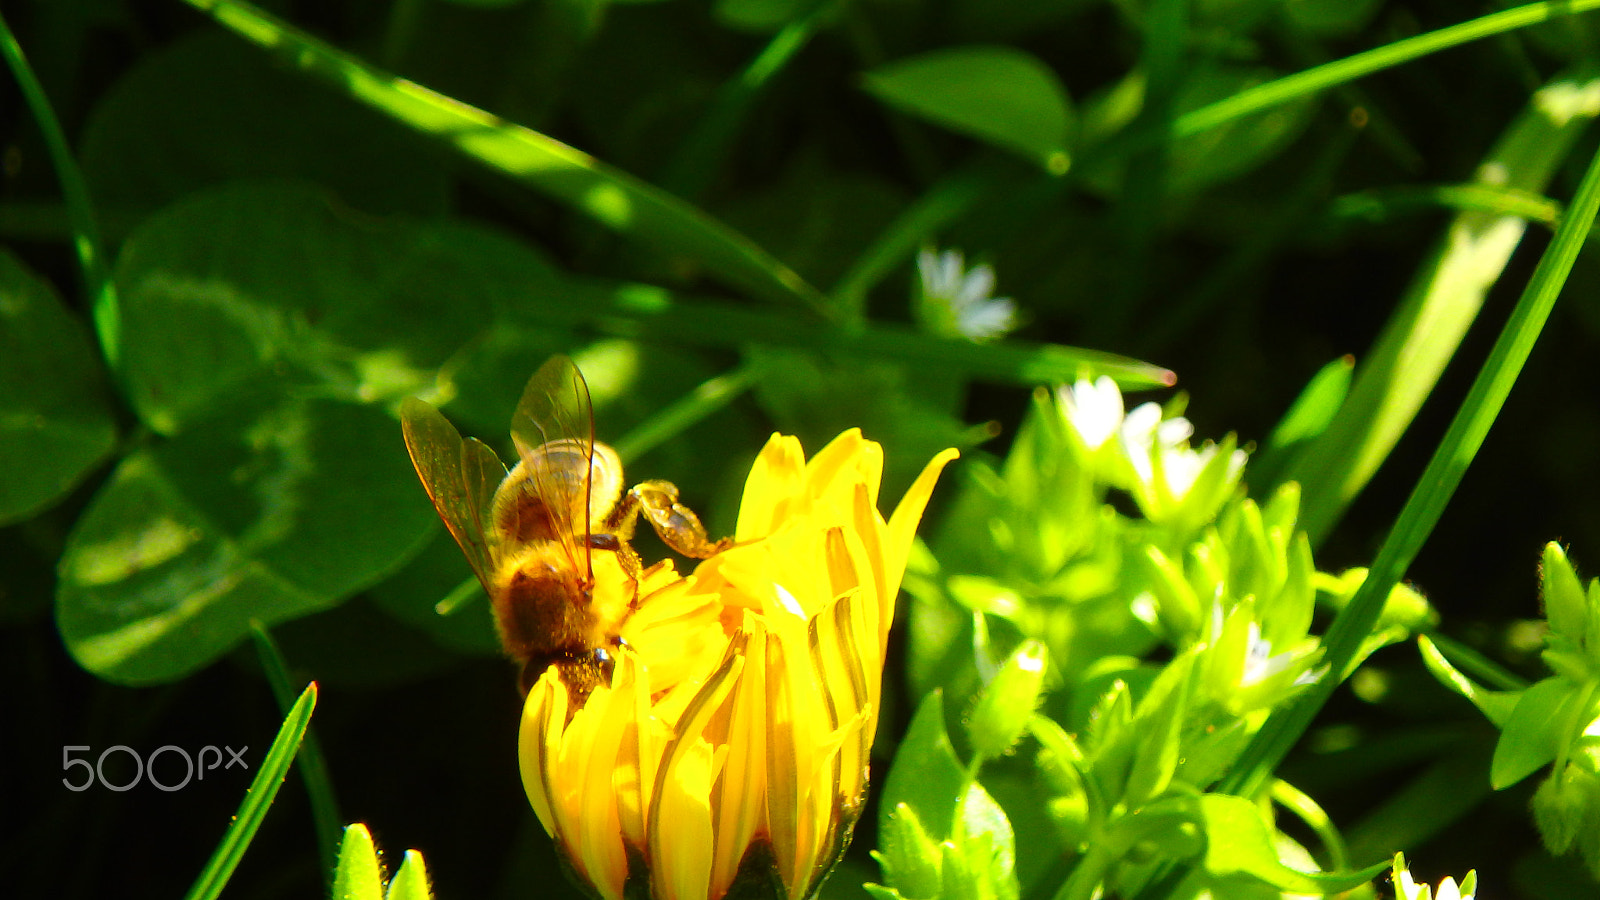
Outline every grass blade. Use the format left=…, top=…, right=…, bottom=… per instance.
left=660, top=0, right=843, bottom=200
left=549, top=280, right=1176, bottom=388
left=0, top=10, right=120, bottom=369
left=613, top=361, right=760, bottom=463
left=1176, top=0, right=1600, bottom=137
left=180, top=0, right=827, bottom=314
left=1220, top=119, right=1600, bottom=802
left=1285, top=71, right=1600, bottom=543
left=251, top=622, right=342, bottom=884
left=182, top=682, right=318, bottom=900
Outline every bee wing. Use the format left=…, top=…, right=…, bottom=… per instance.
left=509, top=355, right=595, bottom=562
left=401, top=396, right=507, bottom=590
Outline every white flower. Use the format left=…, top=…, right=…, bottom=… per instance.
left=1119, top=402, right=1195, bottom=491
left=1392, top=853, right=1477, bottom=900
left=917, top=248, right=1018, bottom=343
left=1058, top=376, right=1125, bottom=451
left=1118, top=402, right=1247, bottom=524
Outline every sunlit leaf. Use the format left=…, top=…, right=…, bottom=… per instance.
left=56, top=397, right=436, bottom=684
left=863, top=46, right=1072, bottom=174
left=881, top=690, right=967, bottom=843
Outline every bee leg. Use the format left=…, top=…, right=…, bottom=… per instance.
left=589, top=531, right=645, bottom=600
left=624, top=479, right=732, bottom=559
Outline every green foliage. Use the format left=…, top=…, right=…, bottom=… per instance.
left=11, top=0, right=1600, bottom=897
left=863, top=47, right=1073, bottom=175
left=0, top=248, right=116, bottom=525
left=183, top=683, right=316, bottom=900
left=1425, top=545, right=1600, bottom=878
left=334, top=824, right=437, bottom=900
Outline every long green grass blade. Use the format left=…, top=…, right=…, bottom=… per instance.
left=613, top=362, right=760, bottom=463
left=0, top=10, right=120, bottom=369
left=182, top=682, right=318, bottom=900
left=180, top=0, right=827, bottom=314
left=1285, top=71, right=1600, bottom=543
left=660, top=0, right=842, bottom=200
left=251, top=623, right=342, bottom=884
left=1220, top=126, right=1600, bottom=802
left=550, top=281, right=1175, bottom=388
left=1176, top=0, right=1600, bottom=137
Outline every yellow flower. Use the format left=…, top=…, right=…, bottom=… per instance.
left=519, top=430, right=957, bottom=900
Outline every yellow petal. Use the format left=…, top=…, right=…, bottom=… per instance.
left=711, top=621, right=769, bottom=900
left=803, top=429, right=880, bottom=510
left=651, top=641, right=747, bottom=900
left=736, top=433, right=804, bottom=541
left=885, top=448, right=959, bottom=600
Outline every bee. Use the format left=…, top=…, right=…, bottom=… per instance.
left=401, top=355, right=730, bottom=700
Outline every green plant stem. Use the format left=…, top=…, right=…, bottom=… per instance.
left=1219, top=133, right=1600, bottom=802
left=435, top=575, right=483, bottom=616
left=251, top=623, right=342, bottom=881
left=830, top=162, right=1009, bottom=318
left=1270, top=779, right=1348, bottom=871
left=613, top=361, right=760, bottom=462
left=0, top=10, right=120, bottom=370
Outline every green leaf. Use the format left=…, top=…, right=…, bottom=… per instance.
left=1197, top=793, right=1389, bottom=893
left=0, top=248, right=117, bottom=525
left=881, top=690, right=967, bottom=843
left=1417, top=635, right=1521, bottom=726
left=1542, top=542, right=1589, bottom=648
left=952, top=783, right=1019, bottom=900
left=56, top=397, right=437, bottom=684
left=1492, top=676, right=1579, bottom=789
left=1343, top=748, right=1494, bottom=868
left=1125, top=651, right=1191, bottom=806
left=333, top=823, right=386, bottom=900
left=252, top=624, right=341, bottom=875
left=112, top=182, right=525, bottom=434
left=966, top=640, right=1048, bottom=761
left=1248, top=355, right=1353, bottom=494
left=183, top=682, right=316, bottom=900
left=80, top=32, right=449, bottom=219
left=386, top=851, right=435, bottom=900
left=863, top=47, right=1072, bottom=174
left=182, top=0, right=827, bottom=312
left=875, top=803, right=942, bottom=900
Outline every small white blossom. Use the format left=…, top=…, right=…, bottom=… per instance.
left=917, top=248, right=1018, bottom=343
left=1058, top=376, right=1125, bottom=450
left=1120, top=402, right=1246, bottom=502
left=1392, top=854, right=1476, bottom=900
